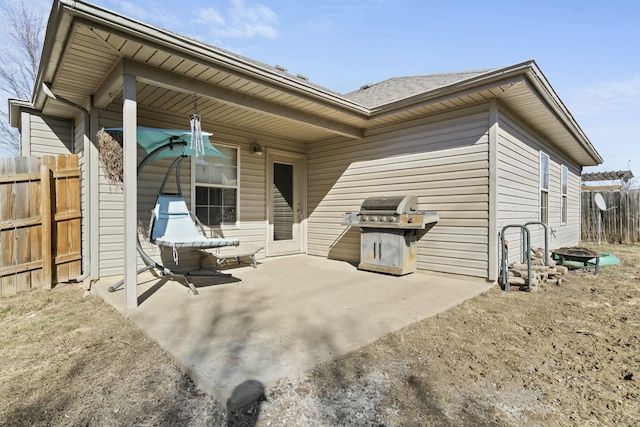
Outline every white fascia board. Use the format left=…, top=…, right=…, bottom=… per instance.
left=523, top=63, right=603, bottom=166
left=56, top=0, right=368, bottom=117
left=33, top=1, right=76, bottom=111
left=8, top=99, right=34, bottom=128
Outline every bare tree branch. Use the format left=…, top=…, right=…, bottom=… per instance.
left=0, top=111, right=20, bottom=154
left=0, top=0, right=45, bottom=156
left=622, top=176, right=639, bottom=191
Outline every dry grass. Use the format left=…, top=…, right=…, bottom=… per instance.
left=306, top=243, right=640, bottom=426
left=0, top=285, right=223, bottom=427
left=0, top=244, right=638, bottom=426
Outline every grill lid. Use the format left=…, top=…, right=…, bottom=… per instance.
left=342, top=194, right=439, bottom=229
left=360, top=195, right=417, bottom=214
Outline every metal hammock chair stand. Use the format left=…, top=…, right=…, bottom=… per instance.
left=108, top=137, right=240, bottom=295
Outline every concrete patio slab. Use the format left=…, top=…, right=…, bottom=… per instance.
left=92, top=255, right=493, bottom=404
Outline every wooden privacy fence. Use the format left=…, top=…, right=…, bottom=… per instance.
left=0, top=155, right=81, bottom=297
left=581, top=190, right=640, bottom=244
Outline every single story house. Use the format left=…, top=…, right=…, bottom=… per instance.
left=9, top=0, right=603, bottom=307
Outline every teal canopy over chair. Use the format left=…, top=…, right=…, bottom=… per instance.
left=105, top=126, right=227, bottom=160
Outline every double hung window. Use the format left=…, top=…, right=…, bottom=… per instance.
left=540, top=152, right=550, bottom=224
left=561, top=165, right=568, bottom=224
left=193, top=145, right=238, bottom=227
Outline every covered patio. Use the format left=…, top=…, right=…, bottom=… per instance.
left=93, top=255, right=492, bottom=405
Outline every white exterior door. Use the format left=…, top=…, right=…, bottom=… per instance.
left=267, top=150, right=304, bottom=256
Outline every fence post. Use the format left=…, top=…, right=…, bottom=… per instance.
left=625, top=192, right=630, bottom=244
left=41, top=164, right=52, bottom=289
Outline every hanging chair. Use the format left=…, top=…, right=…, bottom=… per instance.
left=108, top=128, right=240, bottom=295
left=150, top=195, right=238, bottom=251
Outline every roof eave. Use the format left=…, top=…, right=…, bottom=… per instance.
left=523, top=63, right=603, bottom=166
left=40, top=0, right=368, bottom=117
left=368, top=60, right=537, bottom=116
left=8, top=99, right=34, bottom=128
left=32, top=0, right=76, bottom=112
left=369, top=60, right=603, bottom=167
left=33, top=2, right=604, bottom=168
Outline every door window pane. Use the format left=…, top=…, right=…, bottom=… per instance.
left=273, top=162, right=293, bottom=241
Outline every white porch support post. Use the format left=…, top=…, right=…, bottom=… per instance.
left=123, top=73, right=138, bottom=308
left=488, top=99, right=499, bottom=282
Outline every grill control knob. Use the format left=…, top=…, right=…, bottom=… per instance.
left=379, top=216, right=387, bottom=222
left=362, top=216, right=368, bottom=221
left=370, top=216, right=377, bottom=222
left=388, top=217, right=396, bottom=223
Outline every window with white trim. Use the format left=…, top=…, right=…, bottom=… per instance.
left=193, top=144, right=238, bottom=226
left=540, top=152, right=550, bottom=224
left=561, top=165, right=568, bottom=224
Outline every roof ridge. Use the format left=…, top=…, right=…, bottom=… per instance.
left=353, top=68, right=500, bottom=91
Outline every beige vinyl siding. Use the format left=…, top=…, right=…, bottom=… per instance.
left=27, top=114, right=73, bottom=156
left=497, top=109, right=581, bottom=263
left=98, top=178, right=124, bottom=276
left=307, top=104, right=490, bottom=278
left=95, top=106, right=304, bottom=276
left=187, top=130, right=304, bottom=252
left=96, top=110, right=124, bottom=276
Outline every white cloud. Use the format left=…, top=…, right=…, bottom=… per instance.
left=567, top=76, right=640, bottom=174
left=198, top=0, right=278, bottom=40
left=200, top=8, right=226, bottom=27
left=305, top=16, right=339, bottom=36
left=99, top=0, right=153, bottom=22
left=97, top=0, right=178, bottom=30
left=570, top=76, right=640, bottom=117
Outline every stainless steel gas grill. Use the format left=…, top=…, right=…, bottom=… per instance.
left=341, top=195, right=439, bottom=275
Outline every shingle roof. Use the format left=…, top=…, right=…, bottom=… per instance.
left=343, top=69, right=499, bottom=108
left=185, top=30, right=499, bottom=107
left=138, top=21, right=499, bottom=109
left=165, top=31, right=346, bottom=98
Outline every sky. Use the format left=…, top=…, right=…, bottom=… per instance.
left=2, top=0, right=639, bottom=181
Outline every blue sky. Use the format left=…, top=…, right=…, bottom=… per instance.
left=4, top=0, right=640, bottom=180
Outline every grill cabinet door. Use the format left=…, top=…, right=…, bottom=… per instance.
left=359, top=229, right=417, bottom=275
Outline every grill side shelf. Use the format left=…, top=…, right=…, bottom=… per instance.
left=341, top=212, right=361, bottom=226
left=340, top=211, right=439, bottom=229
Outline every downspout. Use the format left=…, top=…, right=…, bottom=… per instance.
left=488, top=99, right=499, bottom=282
left=71, top=104, right=92, bottom=285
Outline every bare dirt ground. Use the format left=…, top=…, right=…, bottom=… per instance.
left=1, top=243, right=639, bottom=426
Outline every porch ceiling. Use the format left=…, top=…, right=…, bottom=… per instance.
left=40, top=22, right=370, bottom=142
